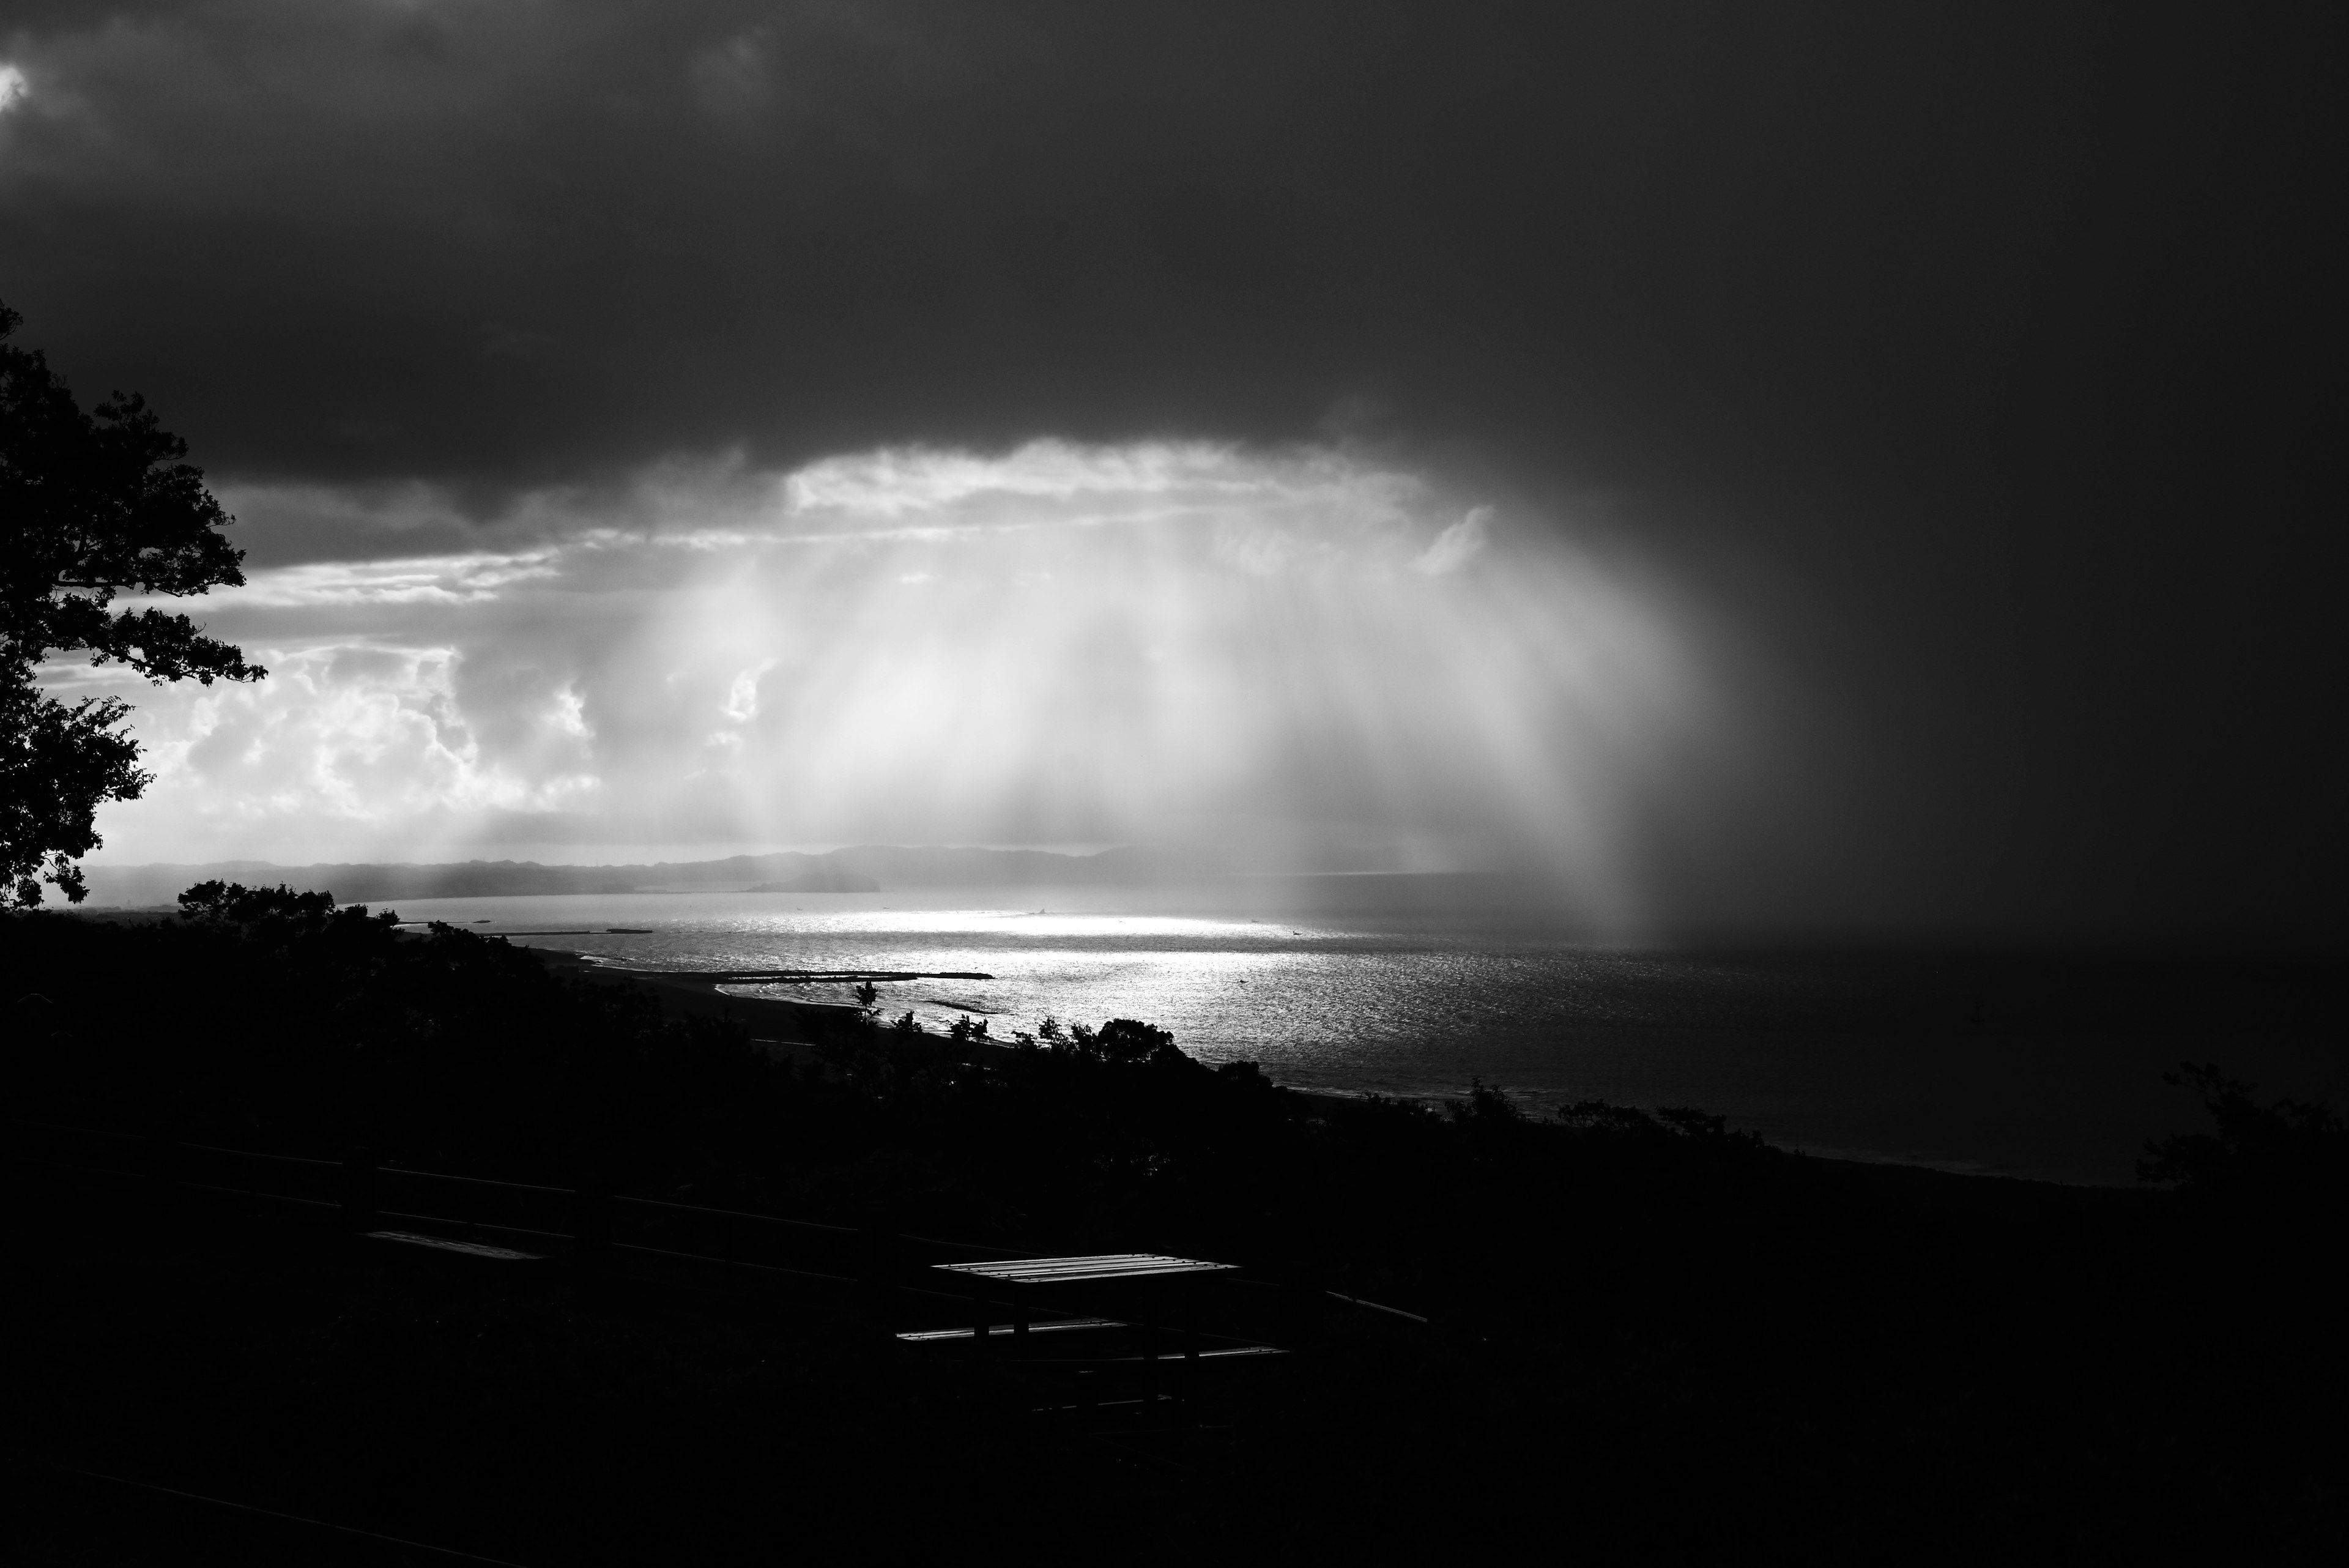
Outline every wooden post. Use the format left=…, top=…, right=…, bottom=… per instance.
left=341, top=1146, right=378, bottom=1233
left=1141, top=1274, right=1160, bottom=1414
left=143, top=1123, right=179, bottom=1211
left=1277, top=1257, right=1325, bottom=1348
left=571, top=1176, right=612, bottom=1274
left=970, top=1276, right=991, bottom=1358
left=1012, top=1284, right=1031, bottom=1358
left=1182, top=1273, right=1201, bottom=1426
left=861, top=1226, right=899, bottom=1339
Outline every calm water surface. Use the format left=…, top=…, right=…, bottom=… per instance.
left=378, top=888, right=2343, bottom=1186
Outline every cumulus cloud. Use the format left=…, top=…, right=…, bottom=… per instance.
left=54, top=639, right=599, bottom=866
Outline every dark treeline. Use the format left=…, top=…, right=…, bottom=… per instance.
left=7, top=886, right=2345, bottom=1562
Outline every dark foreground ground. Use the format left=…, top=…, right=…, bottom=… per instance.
left=7, top=890, right=2344, bottom=1562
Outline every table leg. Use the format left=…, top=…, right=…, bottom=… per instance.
left=971, top=1277, right=990, bottom=1358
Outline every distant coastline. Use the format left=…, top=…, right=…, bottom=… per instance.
left=70, top=845, right=1537, bottom=909
left=73, top=845, right=1164, bottom=906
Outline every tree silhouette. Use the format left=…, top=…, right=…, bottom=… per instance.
left=1, top=300, right=262, bottom=906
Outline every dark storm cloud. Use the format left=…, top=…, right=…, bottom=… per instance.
left=6, top=1, right=2310, bottom=494
left=2, top=2, right=2336, bottom=938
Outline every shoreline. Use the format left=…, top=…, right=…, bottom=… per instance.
left=550, top=947, right=2162, bottom=1198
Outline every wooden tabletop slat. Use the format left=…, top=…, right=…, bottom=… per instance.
left=366, top=1230, right=547, bottom=1263
left=933, top=1253, right=1238, bottom=1284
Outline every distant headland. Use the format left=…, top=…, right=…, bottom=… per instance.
left=72, top=845, right=1228, bottom=906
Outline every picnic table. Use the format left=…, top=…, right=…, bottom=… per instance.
left=911, top=1254, right=1281, bottom=1427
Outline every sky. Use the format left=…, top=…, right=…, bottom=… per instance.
left=1, top=2, right=2337, bottom=941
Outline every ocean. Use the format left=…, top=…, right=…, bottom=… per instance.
left=374, top=887, right=2342, bottom=1187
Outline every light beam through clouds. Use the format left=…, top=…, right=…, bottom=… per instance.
left=70, top=442, right=1726, bottom=930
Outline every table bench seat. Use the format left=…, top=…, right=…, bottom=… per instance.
left=363, top=1230, right=557, bottom=1273
left=896, top=1316, right=1123, bottom=1343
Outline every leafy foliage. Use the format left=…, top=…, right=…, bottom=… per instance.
left=2140, top=1060, right=2348, bottom=1213
left=0, top=679, right=145, bottom=906
left=1, top=300, right=262, bottom=907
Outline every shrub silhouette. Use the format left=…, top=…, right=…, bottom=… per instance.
left=2132, top=1059, right=2348, bottom=1367
left=2140, top=1060, right=2347, bottom=1226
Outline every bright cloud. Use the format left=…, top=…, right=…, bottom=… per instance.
left=62, top=642, right=598, bottom=864
left=80, top=442, right=1726, bottom=924
left=1415, top=507, right=1491, bottom=576
left=720, top=661, right=776, bottom=724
